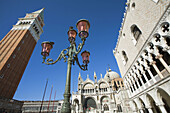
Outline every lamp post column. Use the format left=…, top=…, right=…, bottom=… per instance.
left=61, top=59, right=72, bottom=113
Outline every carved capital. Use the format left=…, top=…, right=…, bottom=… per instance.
left=150, top=61, right=156, bottom=65
left=145, top=105, right=152, bottom=109
left=155, top=54, right=163, bottom=59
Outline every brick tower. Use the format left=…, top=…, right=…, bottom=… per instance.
left=0, top=8, right=44, bottom=99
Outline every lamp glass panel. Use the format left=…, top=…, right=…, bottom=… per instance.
left=41, top=43, right=52, bottom=56
left=68, top=30, right=77, bottom=39
left=81, top=52, right=90, bottom=64
left=77, top=21, right=89, bottom=33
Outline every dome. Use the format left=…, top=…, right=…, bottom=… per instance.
left=104, top=68, right=120, bottom=81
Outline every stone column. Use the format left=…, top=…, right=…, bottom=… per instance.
left=147, top=107, right=154, bottom=113
left=157, top=104, right=168, bottom=113
left=140, top=65, right=151, bottom=86
left=137, top=70, right=146, bottom=89
left=150, top=61, right=164, bottom=79
left=139, top=109, right=144, bottom=113
left=148, top=108, right=154, bottom=113
left=156, top=54, right=170, bottom=73
left=136, top=77, right=142, bottom=91
left=127, top=77, right=135, bottom=93
left=139, top=75, right=146, bottom=89
left=142, top=71, right=151, bottom=86
left=146, top=67, right=157, bottom=83
left=143, top=59, right=157, bottom=83
left=131, top=77, right=138, bottom=92
left=125, top=81, right=132, bottom=96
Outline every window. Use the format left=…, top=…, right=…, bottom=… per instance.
left=103, top=104, right=109, bottom=111
left=122, top=50, right=128, bottom=65
left=131, top=3, right=135, bottom=10
left=0, top=74, right=4, bottom=79
left=131, top=25, right=142, bottom=40
left=123, top=33, right=125, bottom=38
left=33, top=24, right=40, bottom=35
left=13, top=54, right=16, bottom=59
left=131, top=25, right=142, bottom=45
left=117, top=104, right=122, bottom=112
left=7, top=64, right=10, bottom=68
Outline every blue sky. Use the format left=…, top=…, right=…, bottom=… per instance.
left=0, top=0, right=126, bottom=101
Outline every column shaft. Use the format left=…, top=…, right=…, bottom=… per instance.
left=139, top=76, right=146, bottom=89
left=158, top=105, right=167, bottom=113
left=148, top=108, right=154, bottom=113
left=159, top=57, right=170, bottom=73
left=147, top=69, right=157, bottom=83
left=143, top=72, right=151, bottom=85
left=152, top=63, right=164, bottom=79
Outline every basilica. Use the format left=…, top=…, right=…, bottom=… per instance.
left=71, top=68, right=131, bottom=113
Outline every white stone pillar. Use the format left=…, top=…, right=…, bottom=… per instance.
left=151, top=61, right=164, bottom=79
left=139, top=109, right=144, bottom=113
left=143, top=59, right=157, bottom=83
left=156, top=54, right=170, bottom=73
left=146, top=66, right=157, bottom=83
left=139, top=75, right=146, bottom=89
left=148, top=108, right=154, bottom=113
left=136, top=77, right=142, bottom=91
left=142, top=71, right=151, bottom=86
left=127, top=77, right=134, bottom=93
left=157, top=104, right=168, bottom=113
left=125, top=81, right=132, bottom=96
left=131, top=77, right=138, bottom=92
left=139, top=64, right=152, bottom=86
left=147, top=108, right=154, bottom=113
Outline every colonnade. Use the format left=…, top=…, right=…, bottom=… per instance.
left=124, top=22, right=170, bottom=96
left=124, top=21, right=170, bottom=113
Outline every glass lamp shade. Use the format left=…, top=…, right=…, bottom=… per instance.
left=67, top=26, right=77, bottom=42
left=76, top=19, right=90, bottom=38
left=81, top=50, right=90, bottom=64
left=41, top=41, right=54, bottom=57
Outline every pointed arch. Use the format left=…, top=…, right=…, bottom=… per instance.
left=145, top=93, right=161, bottom=113
left=121, top=50, right=128, bottom=65
left=156, top=87, right=170, bottom=112
left=131, top=24, right=142, bottom=41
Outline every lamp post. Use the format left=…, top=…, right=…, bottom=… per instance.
left=41, top=19, right=90, bottom=113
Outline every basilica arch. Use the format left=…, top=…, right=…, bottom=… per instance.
left=72, top=99, right=79, bottom=113
left=156, top=87, right=170, bottom=112
left=100, top=96, right=110, bottom=113
left=83, top=97, right=97, bottom=112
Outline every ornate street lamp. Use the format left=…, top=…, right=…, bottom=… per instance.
left=41, top=19, right=90, bottom=113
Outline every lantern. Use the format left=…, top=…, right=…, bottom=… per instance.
left=81, top=50, right=90, bottom=65
left=67, top=26, right=77, bottom=43
left=41, top=41, right=54, bottom=57
left=76, top=19, right=90, bottom=38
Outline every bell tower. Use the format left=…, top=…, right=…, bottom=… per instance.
left=0, top=8, right=44, bottom=99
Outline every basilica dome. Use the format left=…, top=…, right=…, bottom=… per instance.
left=104, top=68, right=120, bottom=81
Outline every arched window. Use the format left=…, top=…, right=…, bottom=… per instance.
left=103, top=104, right=109, bottom=111
left=131, top=25, right=142, bottom=44
left=122, top=51, right=128, bottom=65
left=117, top=104, right=122, bottom=112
